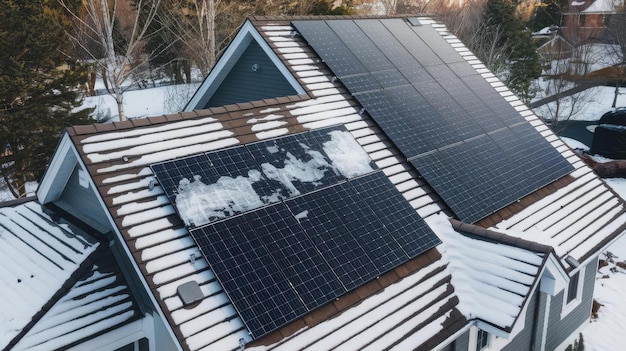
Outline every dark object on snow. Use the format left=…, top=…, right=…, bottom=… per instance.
left=590, top=108, right=626, bottom=159
left=598, top=107, right=626, bottom=125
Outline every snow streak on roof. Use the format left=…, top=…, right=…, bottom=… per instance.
left=12, top=246, right=140, bottom=350
left=63, top=15, right=626, bottom=351
left=437, top=217, right=548, bottom=331
left=0, top=201, right=98, bottom=349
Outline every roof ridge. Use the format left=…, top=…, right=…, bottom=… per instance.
left=449, top=219, right=554, bottom=254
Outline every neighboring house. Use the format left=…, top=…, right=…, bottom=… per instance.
left=562, top=0, right=618, bottom=43
left=6, top=15, right=626, bottom=351
left=533, top=27, right=575, bottom=60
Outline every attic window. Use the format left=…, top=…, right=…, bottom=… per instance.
left=177, top=281, right=204, bottom=306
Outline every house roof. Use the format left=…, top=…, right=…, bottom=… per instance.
left=0, top=200, right=139, bottom=350
left=12, top=245, right=141, bottom=351
left=440, top=218, right=552, bottom=332
left=582, top=0, right=618, bottom=13
left=43, top=15, right=626, bottom=351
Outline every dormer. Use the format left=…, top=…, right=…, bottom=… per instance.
left=185, top=20, right=306, bottom=110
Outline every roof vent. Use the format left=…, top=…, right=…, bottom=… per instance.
left=565, top=255, right=580, bottom=268
left=177, top=281, right=204, bottom=306
left=407, top=18, right=422, bottom=27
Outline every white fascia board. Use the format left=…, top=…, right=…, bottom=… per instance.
left=37, top=132, right=77, bottom=204
left=72, top=155, right=184, bottom=351
left=184, top=20, right=304, bottom=111
left=541, top=253, right=569, bottom=295
left=475, top=320, right=510, bottom=339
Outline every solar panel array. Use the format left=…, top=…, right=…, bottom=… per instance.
left=151, top=127, right=441, bottom=339
left=293, top=18, right=574, bottom=223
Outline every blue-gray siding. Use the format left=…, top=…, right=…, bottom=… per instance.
left=503, top=258, right=596, bottom=351
left=204, top=40, right=297, bottom=108
left=56, top=166, right=110, bottom=231
left=545, top=258, right=596, bottom=351
left=502, top=290, right=542, bottom=351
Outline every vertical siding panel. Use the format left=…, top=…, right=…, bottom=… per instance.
left=546, top=258, right=596, bottom=351
left=502, top=290, right=540, bottom=351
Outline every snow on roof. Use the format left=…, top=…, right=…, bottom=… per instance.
left=12, top=246, right=140, bottom=350
left=59, top=15, right=626, bottom=351
left=65, top=17, right=462, bottom=351
left=433, top=216, right=547, bottom=331
left=582, top=0, right=619, bottom=12
left=0, top=200, right=99, bottom=349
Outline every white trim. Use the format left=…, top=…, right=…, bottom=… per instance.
left=184, top=20, right=304, bottom=111
left=37, top=133, right=77, bottom=204
left=431, top=322, right=473, bottom=351
left=541, top=254, right=569, bottom=296
left=540, top=294, right=551, bottom=351
left=65, top=317, right=147, bottom=351
left=469, top=325, right=497, bottom=351
left=560, top=264, right=585, bottom=318
left=73, top=155, right=184, bottom=351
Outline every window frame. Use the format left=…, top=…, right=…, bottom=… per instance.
left=561, top=266, right=585, bottom=318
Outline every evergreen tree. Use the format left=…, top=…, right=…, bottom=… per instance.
left=482, top=0, right=542, bottom=102
left=0, top=0, right=92, bottom=198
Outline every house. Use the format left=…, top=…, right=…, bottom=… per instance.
left=5, top=15, right=626, bottom=351
left=562, top=0, right=619, bottom=43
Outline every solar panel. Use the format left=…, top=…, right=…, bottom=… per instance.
left=286, top=183, right=380, bottom=290
left=192, top=205, right=309, bottom=338
left=190, top=170, right=439, bottom=339
left=328, top=20, right=395, bottom=73
left=293, top=18, right=574, bottom=223
left=292, top=20, right=367, bottom=77
left=349, top=171, right=441, bottom=258
left=150, top=153, right=214, bottom=204
left=151, top=126, right=377, bottom=226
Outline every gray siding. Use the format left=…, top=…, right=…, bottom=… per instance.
left=545, top=258, right=596, bottom=351
left=55, top=166, right=110, bottom=232
left=502, top=290, right=543, bottom=351
left=205, top=40, right=297, bottom=108
left=451, top=330, right=470, bottom=351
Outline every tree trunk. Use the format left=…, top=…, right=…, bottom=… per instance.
left=580, top=153, right=626, bottom=178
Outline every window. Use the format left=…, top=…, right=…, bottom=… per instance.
left=476, top=329, right=489, bottom=350
left=567, top=271, right=580, bottom=304
left=115, top=338, right=149, bottom=351
left=562, top=266, right=585, bottom=318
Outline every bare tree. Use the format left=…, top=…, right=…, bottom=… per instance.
left=156, top=0, right=221, bottom=77
left=59, top=0, right=163, bottom=121
left=604, top=1, right=626, bottom=108
left=533, top=43, right=599, bottom=130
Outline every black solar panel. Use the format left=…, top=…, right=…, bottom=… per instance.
left=193, top=204, right=309, bottom=338
left=349, top=171, right=441, bottom=258
left=190, top=169, right=440, bottom=339
left=150, top=153, right=213, bottom=202
left=293, top=18, right=574, bottom=223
